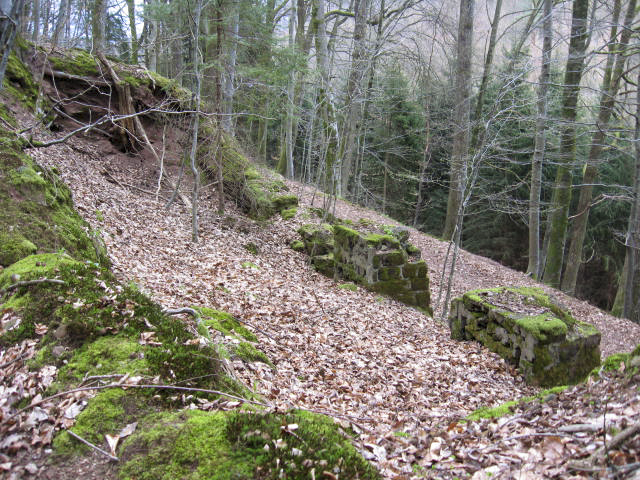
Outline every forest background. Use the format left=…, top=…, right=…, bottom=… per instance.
left=4, top=0, right=640, bottom=320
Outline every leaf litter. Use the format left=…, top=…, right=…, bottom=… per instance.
left=0, top=131, right=636, bottom=478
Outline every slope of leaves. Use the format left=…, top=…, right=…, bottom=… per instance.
left=25, top=122, right=640, bottom=477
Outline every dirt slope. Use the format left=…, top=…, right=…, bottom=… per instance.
left=27, top=124, right=640, bottom=478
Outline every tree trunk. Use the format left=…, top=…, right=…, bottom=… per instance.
left=221, top=0, right=238, bottom=133
left=527, top=0, right=552, bottom=279
left=442, top=0, right=474, bottom=240
left=470, top=0, right=502, bottom=151
left=561, top=0, right=635, bottom=294
left=31, top=0, right=39, bottom=42
left=215, top=0, right=225, bottom=214
left=338, top=0, right=369, bottom=197
left=541, top=0, right=589, bottom=288
left=614, top=65, right=640, bottom=321
left=126, top=0, right=138, bottom=63
left=0, top=0, right=24, bottom=91
left=91, top=0, right=106, bottom=52
left=189, top=0, right=203, bottom=242
left=51, top=0, right=68, bottom=47
left=312, top=0, right=339, bottom=196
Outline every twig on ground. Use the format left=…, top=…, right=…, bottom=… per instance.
left=2, top=278, right=66, bottom=293
left=66, top=429, right=119, bottom=462
left=0, top=353, right=28, bottom=369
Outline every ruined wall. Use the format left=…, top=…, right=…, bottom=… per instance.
left=296, top=223, right=432, bottom=314
left=449, top=287, right=601, bottom=387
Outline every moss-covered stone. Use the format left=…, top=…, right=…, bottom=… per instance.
left=338, top=283, right=358, bottom=291
left=449, top=287, right=601, bottom=387
left=298, top=221, right=431, bottom=313
left=311, top=254, right=335, bottom=277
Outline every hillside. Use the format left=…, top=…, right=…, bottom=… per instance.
left=2, top=49, right=640, bottom=479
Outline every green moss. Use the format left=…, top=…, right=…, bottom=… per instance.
left=0, top=146, right=108, bottom=267
left=338, top=283, right=358, bottom=291
left=280, top=207, right=297, bottom=220
left=0, top=253, right=79, bottom=288
left=289, top=240, right=305, bottom=252
left=467, top=386, right=568, bottom=421
left=3, top=53, right=38, bottom=109
left=0, top=232, right=37, bottom=266
left=234, top=342, right=272, bottom=366
left=194, top=307, right=257, bottom=342
left=56, top=335, right=148, bottom=387
left=243, top=242, right=259, bottom=255
left=513, top=313, right=568, bottom=342
left=241, top=261, right=260, bottom=270
left=54, top=389, right=149, bottom=455
left=311, top=253, right=335, bottom=276
left=372, top=279, right=409, bottom=296
left=120, top=409, right=379, bottom=480
left=272, top=195, right=298, bottom=210
left=364, top=233, right=400, bottom=249
left=590, top=353, right=629, bottom=378
left=47, top=49, right=99, bottom=77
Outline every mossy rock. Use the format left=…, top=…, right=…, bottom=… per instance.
left=289, top=240, right=305, bottom=252
left=297, top=224, right=334, bottom=256
left=119, top=409, right=380, bottom=480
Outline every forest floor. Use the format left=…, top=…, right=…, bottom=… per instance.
left=22, top=128, right=640, bottom=479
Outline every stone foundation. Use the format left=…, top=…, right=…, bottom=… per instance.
left=296, top=223, right=432, bottom=314
left=449, top=287, right=601, bottom=387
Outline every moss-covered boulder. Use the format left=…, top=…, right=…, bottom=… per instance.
left=449, top=287, right=601, bottom=387
left=296, top=222, right=432, bottom=313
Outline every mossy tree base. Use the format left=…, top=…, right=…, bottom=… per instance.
left=449, top=287, right=601, bottom=387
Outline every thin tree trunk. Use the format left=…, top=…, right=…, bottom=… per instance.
left=313, top=0, right=339, bottom=197
left=542, top=0, right=590, bottom=288
left=189, top=0, right=203, bottom=242
left=470, top=0, right=502, bottom=151
left=561, top=0, right=635, bottom=294
left=338, top=0, right=369, bottom=197
left=126, top=0, right=138, bottom=63
left=616, top=65, right=640, bottom=321
left=527, top=0, right=552, bottom=279
left=215, top=0, right=224, bottom=214
left=91, top=0, right=106, bottom=52
left=221, top=0, right=238, bottom=133
left=51, top=0, right=68, bottom=47
left=31, top=0, right=39, bottom=42
left=443, top=0, right=474, bottom=240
